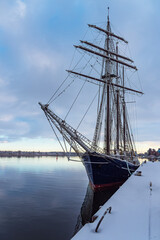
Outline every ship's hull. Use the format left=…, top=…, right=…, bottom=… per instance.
left=82, top=152, right=139, bottom=190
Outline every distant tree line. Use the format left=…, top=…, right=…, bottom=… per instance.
left=0, top=151, right=78, bottom=158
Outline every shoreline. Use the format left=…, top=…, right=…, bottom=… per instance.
left=0, top=151, right=79, bottom=158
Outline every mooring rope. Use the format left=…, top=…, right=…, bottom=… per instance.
left=125, top=160, right=132, bottom=175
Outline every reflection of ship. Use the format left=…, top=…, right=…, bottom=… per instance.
left=73, top=184, right=118, bottom=235
left=39, top=9, right=143, bottom=189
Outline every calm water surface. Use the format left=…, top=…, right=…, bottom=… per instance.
left=0, top=157, right=117, bottom=240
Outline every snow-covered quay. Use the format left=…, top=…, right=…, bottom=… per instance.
left=72, top=161, right=160, bottom=240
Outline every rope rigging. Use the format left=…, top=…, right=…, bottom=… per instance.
left=40, top=17, right=141, bottom=159
left=76, top=90, right=99, bottom=131
left=45, top=112, right=66, bottom=153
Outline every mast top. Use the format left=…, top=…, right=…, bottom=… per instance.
left=107, top=7, right=110, bottom=22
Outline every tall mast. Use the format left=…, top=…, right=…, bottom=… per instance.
left=122, top=66, right=126, bottom=152
left=104, top=7, right=110, bottom=155
left=116, top=43, right=119, bottom=152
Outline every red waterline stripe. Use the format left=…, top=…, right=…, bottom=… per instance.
left=90, top=181, right=124, bottom=190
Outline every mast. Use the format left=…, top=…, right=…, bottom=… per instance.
left=122, top=66, right=126, bottom=152
left=116, top=43, right=119, bottom=152
left=104, top=8, right=110, bottom=155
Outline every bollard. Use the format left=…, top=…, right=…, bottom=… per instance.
left=150, top=182, right=152, bottom=191
left=134, top=171, right=142, bottom=176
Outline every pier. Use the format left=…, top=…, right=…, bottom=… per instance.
left=72, top=161, right=160, bottom=240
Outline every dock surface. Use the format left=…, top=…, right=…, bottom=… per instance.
left=72, top=161, right=160, bottom=240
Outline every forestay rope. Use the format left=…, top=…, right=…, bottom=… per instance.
left=45, top=112, right=66, bottom=153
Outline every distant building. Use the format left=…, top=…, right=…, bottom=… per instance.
left=147, top=148, right=160, bottom=157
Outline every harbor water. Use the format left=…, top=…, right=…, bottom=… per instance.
left=0, top=157, right=117, bottom=240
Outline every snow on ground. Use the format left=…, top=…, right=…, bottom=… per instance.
left=71, top=161, right=160, bottom=240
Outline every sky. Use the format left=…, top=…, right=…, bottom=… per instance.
left=0, top=0, right=159, bottom=153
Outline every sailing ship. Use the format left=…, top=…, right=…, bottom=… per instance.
left=39, top=9, right=143, bottom=189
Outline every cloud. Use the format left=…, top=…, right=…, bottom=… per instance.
left=0, top=93, right=17, bottom=105
left=16, top=0, right=26, bottom=18
left=0, top=1, right=27, bottom=32
left=0, top=115, right=14, bottom=122
left=25, top=48, right=62, bottom=72
left=0, top=77, right=8, bottom=87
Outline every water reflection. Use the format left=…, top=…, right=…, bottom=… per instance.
left=74, top=184, right=118, bottom=235
left=0, top=157, right=88, bottom=240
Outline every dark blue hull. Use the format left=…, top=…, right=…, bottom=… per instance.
left=82, top=152, right=139, bottom=189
